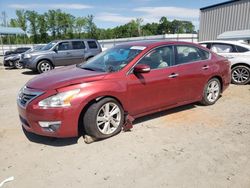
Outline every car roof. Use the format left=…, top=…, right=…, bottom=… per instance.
left=117, top=40, right=201, bottom=48
left=52, top=39, right=98, bottom=43
left=199, top=40, right=250, bottom=49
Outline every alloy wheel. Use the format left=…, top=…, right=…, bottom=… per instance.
left=14, top=60, right=23, bottom=69
left=96, top=102, right=121, bottom=135
left=206, top=80, right=220, bottom=103
left=232, top=66, right=250, bottom=84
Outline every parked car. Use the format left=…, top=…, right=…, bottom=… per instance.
left=4, top=47, right=30, bottom=56
left=17, top=41, right=230, bottom=139
left=21, top=39, right=102, bottom=73
left=199, top=40, right=250, bottom=85
left=4, top=45, right=45, bottom=69
left=3, top=47, right=31, bottom=69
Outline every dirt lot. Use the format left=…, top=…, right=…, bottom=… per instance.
left=0, top=61, right=250, bottom=188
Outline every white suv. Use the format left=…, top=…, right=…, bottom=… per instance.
left=199, top=40, right=250, bottom=85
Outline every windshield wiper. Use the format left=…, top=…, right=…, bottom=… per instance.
left=81, top=67, right=96, bottom=71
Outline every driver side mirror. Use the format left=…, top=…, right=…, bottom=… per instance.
left=133, top=64, right=151, bottom=74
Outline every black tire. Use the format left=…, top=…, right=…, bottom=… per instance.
left=14, top=60, right=23, bottom=69
left=231, top=65, right=250, bottom=85
left=200, top=78, right=221, bottom=106
left=37, top=60, right=53, bottom=73
left=83, top=98, right=124, bottom=139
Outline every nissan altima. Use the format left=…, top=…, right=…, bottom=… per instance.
left=17, top=41, right=231, bottom=139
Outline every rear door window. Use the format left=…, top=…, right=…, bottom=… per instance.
left=72, top=41, right=85, bottom=50
left=210, top=44, right=234, bottom=53
left=87, top=41, right=98, bottom=49
left=235, top=45, right=249, bottom=52
left=175, top=45, right=209, bottom=65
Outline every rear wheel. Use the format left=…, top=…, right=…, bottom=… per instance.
left=14, top=60, right=23, bottom=69
left=231, top=65, right=250, bottom=85
left=37, top=60, right=53, bottom=73
left=201, top=78, right=221, bottom=105
left=83, top=98, right=124, bottom=139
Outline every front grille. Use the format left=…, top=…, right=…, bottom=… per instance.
left=19, top=93, right=37, bottom=106
left=18, top=86, right=43, bottom=107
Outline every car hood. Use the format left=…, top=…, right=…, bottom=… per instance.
left=26, top=65, right=107, bottom=90
left=4, top=53, right=19, bottom=60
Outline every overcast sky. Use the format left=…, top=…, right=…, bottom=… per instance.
left=0, top=0, right=225, bottom=29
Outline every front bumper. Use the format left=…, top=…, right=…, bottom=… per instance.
left=21, top=58, right=37, bottom=70
left=3, top=59, right=14, bottom=67
left=17, top=89, right=82, bottom=138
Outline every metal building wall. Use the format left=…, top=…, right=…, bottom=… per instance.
left=199, top=0, right=250, bottom=41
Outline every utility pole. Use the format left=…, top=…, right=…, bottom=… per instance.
left=1, top=11, right=8, bottom=26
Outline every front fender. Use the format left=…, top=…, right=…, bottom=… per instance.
left=74, top=79, right=128, bottom=113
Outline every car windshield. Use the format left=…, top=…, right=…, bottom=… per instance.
left=41, top=41, right=57, bottom=51
left=77, top=45, right=146, bottom=72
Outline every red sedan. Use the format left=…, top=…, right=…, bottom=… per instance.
left=17, top=41, right=231, bottom=139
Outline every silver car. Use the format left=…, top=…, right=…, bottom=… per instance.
left=21, top=39, right=102, bottom=73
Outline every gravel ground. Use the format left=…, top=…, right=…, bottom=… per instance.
left=0, top=61, right=250, bottom=188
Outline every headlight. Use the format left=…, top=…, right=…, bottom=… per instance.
left=38, top=89, right=80, bottom=108
left=24, top=54, right=32, bottom=59
left=5, top=56, right=13, bottom=61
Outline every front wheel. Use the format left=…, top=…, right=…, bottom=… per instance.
left=231, top=65, right=250, bottom=85
left=201, top=78, right=221, bottom=106
left=37, top=60, right=53, bottom=73
left=14, top=60, right=23, bottom=69
left=83, top=98, right=124, bottom=139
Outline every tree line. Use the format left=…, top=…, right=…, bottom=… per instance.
left=4, top=9, right=196, bottom=44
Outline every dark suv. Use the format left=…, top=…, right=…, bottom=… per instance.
left=21, top=39, right=102, bottom=73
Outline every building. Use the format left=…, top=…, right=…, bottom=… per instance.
left=199, top=0, right=250, bottom=41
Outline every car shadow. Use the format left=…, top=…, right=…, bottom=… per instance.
left=4, top=67, right=15, bottom=70
left=133, top=102, right=198, bottom=125
left=21, top=70, right=38, bottom=75
left=22, top=103, right=199, bottom=146
left=22, top=127, right=80, bottom=146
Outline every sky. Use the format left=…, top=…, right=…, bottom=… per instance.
left=0, top=0, right=225, bottom=30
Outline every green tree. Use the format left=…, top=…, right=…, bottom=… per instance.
left=181, top=21, right=194, bottom=33
left=46, top=10, right=57, bottom=39
left=38, top=14, right=48, bottom=42
left=16, top=10, right=27, bottom=32
left=142, top=22, right=159, bottom=35
left=26, top=10, right=39, bottom=43
left=158, top=16, right=171, bottom=34
left=75, top=17, right=86, bottom=38
left=9, top=18, right=18, bottom=27
left=85, top=15, right=97, bottom=38
left=170, top=19, right=183, bottom=34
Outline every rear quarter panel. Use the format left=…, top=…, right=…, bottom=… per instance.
left=211, top=53, right=231, bottom=92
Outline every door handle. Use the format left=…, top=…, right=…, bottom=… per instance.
left=168, top=73, right=179, bottom=78
left=202, top=65, right=209, bottom=70
left=66, top=52, right=71, bottom=55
